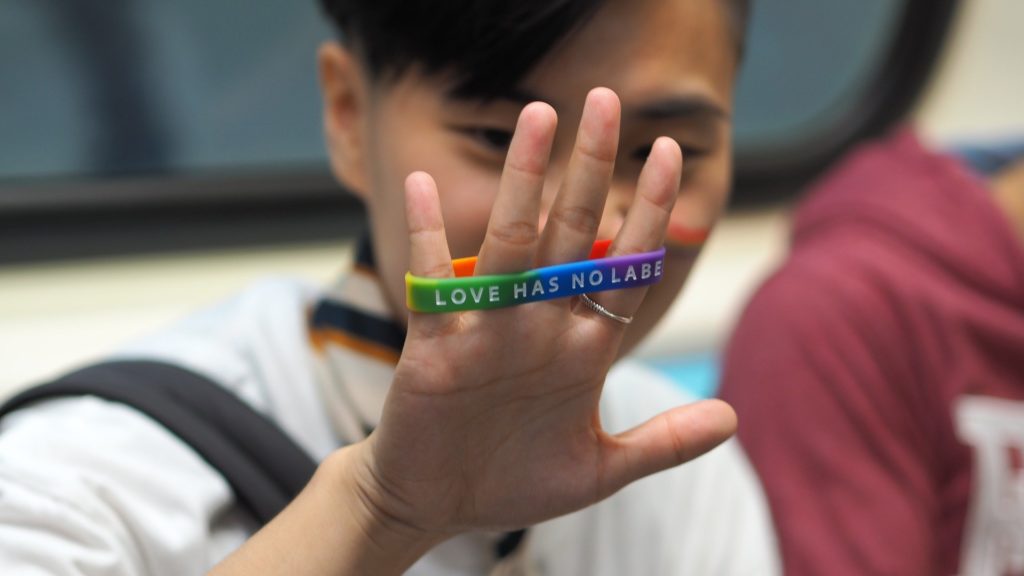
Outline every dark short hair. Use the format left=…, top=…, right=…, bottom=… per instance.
left=319, top=0, right=751, bottom=99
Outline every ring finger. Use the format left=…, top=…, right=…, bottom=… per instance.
left=586, top=136, right=683, bottom=323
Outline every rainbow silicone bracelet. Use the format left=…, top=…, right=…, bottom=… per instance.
left=406, top=240, right=666, bottom=313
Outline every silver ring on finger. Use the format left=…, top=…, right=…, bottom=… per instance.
left=578, top=293, right=633, bottom=324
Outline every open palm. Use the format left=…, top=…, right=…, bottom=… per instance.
left=363, top=88, right=737, bottom=537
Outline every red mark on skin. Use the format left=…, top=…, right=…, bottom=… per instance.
left=452, top=238, right=615, bottom=278
left=666, top=222, right=710, bottom=247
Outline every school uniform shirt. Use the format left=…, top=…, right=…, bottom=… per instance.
left=720, top=130, right=1024, bottom=576
left=0, top=241, right=780, bottom=575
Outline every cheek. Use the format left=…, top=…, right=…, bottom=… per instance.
left=401, top=140, right=502, bottom=259
left=667, top=148, right=732, bottom=243
left=433, top=169, right=501, bottom=258
left=371, top=114, right=503, bottom=262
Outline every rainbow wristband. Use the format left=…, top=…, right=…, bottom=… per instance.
left=406, top=241, right=666, bottom=313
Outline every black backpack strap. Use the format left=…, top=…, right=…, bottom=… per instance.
left=0, top=360, right=317, bottom=525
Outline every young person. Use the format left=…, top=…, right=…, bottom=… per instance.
left=720, top=130, right=1024, bottom=575
left=0, top=1, right=779, bottom=574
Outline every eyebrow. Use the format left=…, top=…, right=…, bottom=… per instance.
left=447, top=87, right=553, bottom=107
left=499, top=91, right=728, bottom=121
left=501, top=88, right=550, bottom=106
left=627, top=96, right=729, bottom=121
left=448, top=89, right=728, bottom=121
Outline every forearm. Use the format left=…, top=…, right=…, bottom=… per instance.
left=210, top=443, right=445, bottom=576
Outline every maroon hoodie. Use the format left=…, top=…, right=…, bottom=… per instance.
left=720, top=130, right=1024, bottom=575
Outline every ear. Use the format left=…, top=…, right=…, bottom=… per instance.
left=318, top=42, right=371, bottom=198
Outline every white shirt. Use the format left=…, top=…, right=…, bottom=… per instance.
left=0, top=255, right=779, bottom=575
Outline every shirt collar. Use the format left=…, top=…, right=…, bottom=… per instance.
left=307, top=234, right=405, bottom=440
left=309, top=235, right=406, bottom=362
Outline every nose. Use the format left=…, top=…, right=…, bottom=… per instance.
left=537, top=181, right=632, bottom=242
left=536, top=176, right=632, bottom=243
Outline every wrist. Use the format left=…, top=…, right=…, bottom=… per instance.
left=317, top=442, right=448, bottom=571
left=209, top=440, right=444, bottom=576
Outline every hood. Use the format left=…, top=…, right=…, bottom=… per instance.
left=791, top=128, right=1024, bottom=308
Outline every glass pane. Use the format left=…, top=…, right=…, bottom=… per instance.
left=733, top=0, right=907, bottom=157
left=0, top=0, right=332, bottom=181
left=0, top=0, right=910, bottom=185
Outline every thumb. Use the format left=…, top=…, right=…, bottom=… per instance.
left=601, top=399, right=738, bottom=496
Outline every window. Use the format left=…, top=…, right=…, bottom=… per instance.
left=0, top=0, right=957, bottom=260
left=1, top=0, right=331, bottom=180
left=732, top=0, right=957, bottom=201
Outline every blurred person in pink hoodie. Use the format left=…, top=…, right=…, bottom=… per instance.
left=720, top=129, right=1024, bottom=575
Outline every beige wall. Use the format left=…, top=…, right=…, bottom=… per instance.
left=0, top=244, right=347, bottom=397
left=914, top=0, right=1024, bottom=143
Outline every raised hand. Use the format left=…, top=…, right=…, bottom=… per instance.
left=357, top=87, right=737, bottom=539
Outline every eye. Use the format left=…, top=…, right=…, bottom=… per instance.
left=631, top=143, right=706, bottom=162
left=631, top=144, right=654, bottom=162
left=462, top=127, right=514, bottom=152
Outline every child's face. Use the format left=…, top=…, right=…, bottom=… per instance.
left=322, top=0, right=737, bottom=348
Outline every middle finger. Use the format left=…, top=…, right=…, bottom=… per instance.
left=537, top=87, right=621, bottom=266
left=474, top=102, right=558, bottom=276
